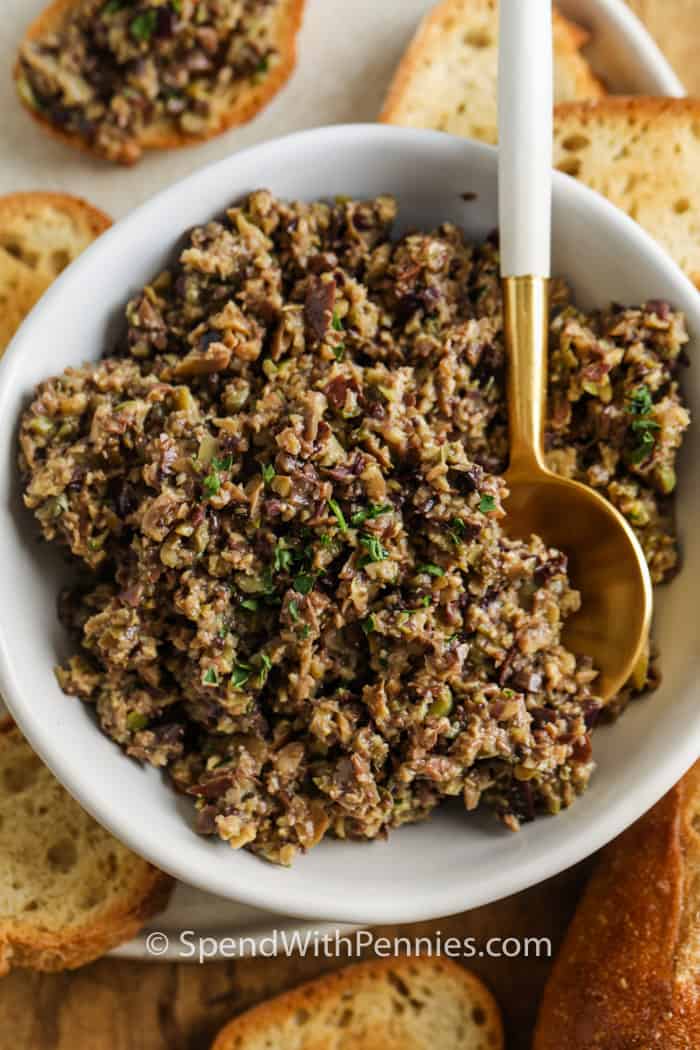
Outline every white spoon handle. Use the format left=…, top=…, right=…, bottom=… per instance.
left=498, top=0, right=553, bottom=278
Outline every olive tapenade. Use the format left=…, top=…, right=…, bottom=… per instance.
left=19, top=192, right=690, bottom=864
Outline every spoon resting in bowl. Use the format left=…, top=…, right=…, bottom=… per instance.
left=497, top=0, right=652, bottom=701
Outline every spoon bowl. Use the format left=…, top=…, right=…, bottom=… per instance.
left=504, top=468, right=653, bottom=701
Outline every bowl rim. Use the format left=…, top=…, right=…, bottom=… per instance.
left=562, top=0, right=685, bottom=96
left=1, top=123, right=700, bottom=923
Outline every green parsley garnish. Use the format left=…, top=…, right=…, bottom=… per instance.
left=255, top=55, right=270, bottom=75
left=328, top=498, right=348, bottom=532
left=130, top=9, right=157, bottom=40
left=351, top=503, right=391, bottom=527
left=212, top=454, right=232, bottom=472
left=240, top=598, right=259, bottom=612
left=626, top=385, right=660, bottom=464
left=332, top=310, right=344, bottom=332
left=299, top=624, right=311, bottom=639
left=202, top=667, right=219, bottom=686
left=258, top=653, right=272, bottom=685
left=478, top=495, right=497, bottom=513
left=420, top=594, right=432, bottom=607
left=230, top=664, right=251, bottom=689
left=273, top=541, right=293, bottom=573
left=202, top=470, right=220, bottom=499
left=288, top=599, right=300, bottom=622
left=104, top=0, right=127, bottom=12
left=361, top=614, right=376, bottom=635
left=126, top=712, right=149, bottom=732
left=261, top=463, right=275, bottom=484
left=448, top=516, right=467, bottom=545
left=172, top=0, right=182, bottom=11
left=294, top=574, right=314, bottom=594
left=359, top=534, right=388, bottom=563
left=320, top=533, right=334, bottom=548
left=332, top=345, right=345, bottom=361
left=417, top=563, right=444, bottom=577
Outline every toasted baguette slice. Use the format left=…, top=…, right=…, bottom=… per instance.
left=16, top=0, right=304, bottom=165
left=534, top=760, right=700, bottom=1048
left=380, top=0, right=604, bottom=143
left=211, top=954, right=503, bottom=1050
left=554, top=97, right=700, bottom=288
left=0, top=720, right=172, bottom=974
left=0, top=191, right=111, bottom=353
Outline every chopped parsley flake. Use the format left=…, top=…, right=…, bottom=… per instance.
left=212, top=455, right=232, bottom=471
left=240, top=598, right=259, bottom=612
left=104, top=0, right=126, bottom=12
left=130, top=9, right=157, bottom=40
left=328, top=498, right=348, bottom=531
left=261, top=463, right=275, bottom=484
left=230, top=664, right=251, bottom=689
left=202, top=470, right=220, bottom=499
left=359, top=534, right=388, bottom=563
left=332, top=310, right=344, bottom=332
left=273, top=542, right=293, bottom=574
left=417, top=563, right=444, bottom=577
left=333, top=345, right=345, bottom=361
left=258, top=653, right=272, bottom=684
left=299, top=624, right=311, bottom=639
left=351, top=503, right=391, bottom=527
left=627, top=385, right=660, bottom=463
left=478, top=495, right=497, bottom=513
left=448, top=516, right=467, bottom=545
left=202, top=667, right=219, bottom=686
left=361, top=614, right=376, bottom=635
left=288, top=599, right=300, bottom=622
left=294, top=574, right=314, bottom=595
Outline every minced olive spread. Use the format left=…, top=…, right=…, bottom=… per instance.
left=19, top=192, right=690, bottom=864
left=18, top=0, right=285, bottom=164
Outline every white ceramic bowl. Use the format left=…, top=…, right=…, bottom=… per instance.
left=1, top=125, right=699, bottom=924
left=561, top=0, right=684, bottom=96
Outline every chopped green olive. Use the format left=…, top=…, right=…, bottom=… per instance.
left=126, top=712, right=149, bottom=731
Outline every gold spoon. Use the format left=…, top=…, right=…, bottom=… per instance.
left=498, top=0, right=652, bottom=702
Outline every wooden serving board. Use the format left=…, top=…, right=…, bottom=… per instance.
left=0, top=2, right=695, bottom=1048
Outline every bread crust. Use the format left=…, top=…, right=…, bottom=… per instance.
left=15, top=0, right=305, bottom=166
left=379, top=0, right=603, bottom=126
left=534, top=761, right=700, bottom=1049
left=211, top=954, right=504, bottom=1050
left=0, top=190, right=111, bottom=240
left=0, top=720, right=173, bottom=974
